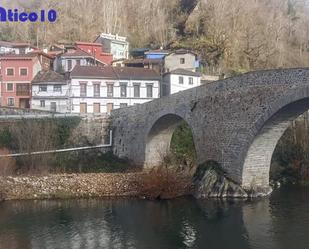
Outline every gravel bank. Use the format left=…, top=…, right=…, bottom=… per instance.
left=0, top=173, right=143, bottom=201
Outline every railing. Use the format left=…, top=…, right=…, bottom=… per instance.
left=16, top=91, right=30, bottom=96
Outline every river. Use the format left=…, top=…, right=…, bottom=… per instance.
left=0, top=185, right=308, bottom=249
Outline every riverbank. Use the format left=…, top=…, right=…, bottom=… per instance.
left=0, top=172, right=192, bottom=201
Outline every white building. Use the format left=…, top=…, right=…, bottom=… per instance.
left=0, top=41, right=36, bottom=55
left=31, top=70, right=70, bottom=113
left=70, top=65, right=160, bottom=114
left=162, top=69, right=201, bottom=96
left=53, top=48, right=104, bottom=73
left=95, top=33, right=129, bottom=60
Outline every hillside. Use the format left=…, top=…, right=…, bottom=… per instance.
left=1, top=0, right=309, bottom=75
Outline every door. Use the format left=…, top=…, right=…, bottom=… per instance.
left=50, top=102, right=57, bottom=112
left=80, top=103, right=87, bottom=113
left=93, top=103, right=100, bottom=113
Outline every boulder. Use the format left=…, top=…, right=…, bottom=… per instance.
left=193, top=162, right=249, bottom=199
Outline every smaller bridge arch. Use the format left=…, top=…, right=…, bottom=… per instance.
left=144, top=113, right=196, bottom=167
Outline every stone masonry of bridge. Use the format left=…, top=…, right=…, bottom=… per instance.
left=111, top=68, right=309, bottom=193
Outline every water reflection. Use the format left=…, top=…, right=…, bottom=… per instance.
left=0, top=187, right=309, bottom=249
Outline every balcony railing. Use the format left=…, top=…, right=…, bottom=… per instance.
left=16, top=90, right=30, bottom=96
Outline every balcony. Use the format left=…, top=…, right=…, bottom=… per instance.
left=16, top=84, right=30, bottom=96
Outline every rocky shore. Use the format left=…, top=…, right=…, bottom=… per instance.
left=0, top=173, right=143, bottom=201
left=0, top=171, right=192, bottom=201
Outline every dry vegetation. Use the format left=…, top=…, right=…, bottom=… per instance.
left=2, top=0, right=309, bottom=74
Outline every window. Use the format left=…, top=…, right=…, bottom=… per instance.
left=107, top=103, right=113, bottom=114
left=107, top=83, right=114, bottom=97
left=93, top=103, right=100, bottom=113
left=6, top=68, right=14, bottom=76
left=39, top=85, right=47, bottom=92
left=146, top=84, right=153, bottom=98
left=50, top=102, right=57, bottom=112
left=133, top=83, right=140, bottom=98
left=80, top=103, right=87, bottom=113
left=54, top=85, right=62, bottom=92
left=20, top=68, right=28, bottom=76
left=67, top=59, right=72, bottom=70
left=120, top=83, right=127, bottom=97
left=93, top=83, right=100, bottom=97
left=179, top=76, right=184, bottom=84
left=6, top=83, right=13, bottom=91
left=120, top=103, right=128, bottom=108
left=80, top=83, right=87, bottom=97
left=7, top=97, right=14, bottom=106
left=16, top=84, right=30, bottom=96
left=180, top=58, right=185, bottom=64
left=76, top=59, right=81, bottom=66
left=189, top=77, right=193, bottom=85
left=40, top=100, right=45, bottom=107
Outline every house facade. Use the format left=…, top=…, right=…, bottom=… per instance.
left=0, top=54, right=41, bottom=108
left=75, top=42, right=113, bottom=65
left=31, top=70, right=69, bottom=113
left=0, top=41, right=37, bottom=55
left=162, top=69, right=201, bottom=96
left=95, top=33, right=129, bottom=60
left=70, top=65, right=160, bottom=114
left=164, top=50, right=199, bottom=72
left=53, top=48, right=99, bottom=73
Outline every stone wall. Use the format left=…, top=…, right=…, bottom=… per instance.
left=111, top=68, right=309, bottom=191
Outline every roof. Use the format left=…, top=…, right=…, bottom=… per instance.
left=0, top=53, right=37, bottom=60
left=167, top=49, right=197, bottom=57
left=75, top=41, right=102, bottom=47
left=71, top=65, right=116, bottom=79
left=114, top=67, right=160, bottom=80
left=71, top=65, right=160, bottom=80
left=166, top=69, right=201, bottom=77
left=145, top=49, right=170, bottom=54
left=123, top=58, right=163, bottom=65
left=61, top=48, right=93, bottom=58
left=32, top=70, right=66, bottom=84
left=28, top=50, right=54, bottom=59
left=0, top=41, right=36, bottom=49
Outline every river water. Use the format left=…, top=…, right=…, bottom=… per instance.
left=0, top=185, right=308, bottom=249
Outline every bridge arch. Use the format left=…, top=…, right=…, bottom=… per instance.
left=242, top=91, right=309, bottom=191
left=144, top=113, right=196, bottom=168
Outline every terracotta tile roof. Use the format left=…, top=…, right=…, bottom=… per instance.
left=0, top=53, right=37, bottom=60
left=32, top=70, right=66, bottom=84
left=70, top=65, right=116, bottom=79
left=113, top=67, right=160, bottom=80
left=61, top=48, right=93, bottom=58
left=71, top=65, right=160, bottom=80
left=75, top=41, right=102, bottom=47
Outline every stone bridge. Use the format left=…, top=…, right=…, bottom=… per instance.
left=111, top=68, right=309, bottom=192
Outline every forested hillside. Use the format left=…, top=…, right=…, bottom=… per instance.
left=1, top=0, right=309, bottom=74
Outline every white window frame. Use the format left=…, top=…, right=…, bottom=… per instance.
left=7, top=97, right=14, bottom=106
left=107, top=82, right=114, bottom=97
left=179, top=76, right=184, bottom=84
left=133, top=83, right=140, bottom=98
left=53, top=85, right=62, bottom=92
left=19, top=67, right=28, bottom=76
left=146, top=83, right=153, bottom=98
left=6, top=67, right=14, bottom=76
left=6, top=83, right=13, bottom=92
left=40, top=100, right=45, bottom=107
left=39, top=85, right=47, bottom=92
left=189, top=77, right=193, bottom=85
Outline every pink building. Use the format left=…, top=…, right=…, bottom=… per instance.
left=0, top=54, right=41, bottom=108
